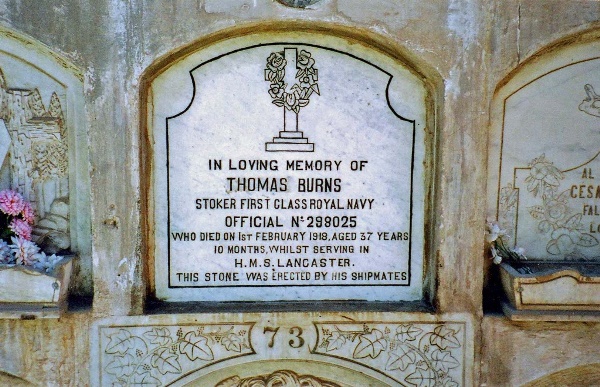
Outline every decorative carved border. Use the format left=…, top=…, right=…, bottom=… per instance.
left=94, top=316, right=470, bottom=387
left=313, top=321, right=466, bottom=386
left=99, top=323, right=255, bottom=386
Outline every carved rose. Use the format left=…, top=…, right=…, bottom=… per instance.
left=266, top=52, right=286, bottom=72
left=296, top=50, right=315, bottom=69
left=265, top=49, right=319, bottom=115
left=543, top=197, right=568, bottom=224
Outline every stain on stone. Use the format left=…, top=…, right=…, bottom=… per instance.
left=277, top=0, right=322, bottom=8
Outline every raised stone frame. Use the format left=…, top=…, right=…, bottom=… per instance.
left=0, top=27, right=92, bottom=299
left=487, top=30, right=600, bottom=320
left=141, top=25, right=441, bottom=308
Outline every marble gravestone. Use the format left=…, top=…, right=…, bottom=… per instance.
left=150, top=33, right=428, bottom=302
left=489, top=43, right=600, bottom=262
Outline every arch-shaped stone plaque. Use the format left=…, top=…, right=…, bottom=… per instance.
left=0, top=26, right=91, bottom=294
left=148, top=32, right=430, bottom=302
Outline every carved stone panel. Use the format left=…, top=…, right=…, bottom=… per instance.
left=0, top=27, right=91, bottom=291
left=149, top=32, right=430, bottom=302
left=0, top=65, right=69, bottom=248
left=489, top=43, right=600, bottom=262
left=91, top=313, right=473, bottom=386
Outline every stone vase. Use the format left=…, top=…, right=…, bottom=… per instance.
left=0, top=255, right=74, bottom=318
left=500, top=261, right=600, bottom=311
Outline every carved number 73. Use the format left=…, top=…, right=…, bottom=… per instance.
left=263, top=326, right=304, bottom=348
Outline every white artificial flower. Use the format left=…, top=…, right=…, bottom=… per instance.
left=0, top=240, right=14, bottom=264
left=490, top=246, right=502, bottom=264
left=486, top=221, right=507, bottom=243
left=33, top=252, right=63, bottom=273
left=9, top=236, right=40, bottom=266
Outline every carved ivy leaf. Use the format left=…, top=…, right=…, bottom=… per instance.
left=405, top=367, right=437, bottom=387
left=353, top=329, right=387, bottom=359
left=221, top=333, right=243, bottom=353
left=179, top=331, right=214, bottom=361
left=396, top=324, right=422, bottom=342
left=151, top=347, right=182, bottom=375
left=129, top=371, right=161, bottom=386
left=326, top=331, right=347, bottom=352
left=105, top=353, right=136, bottom=377
left=386, top=343, right=416, bottom=371
left=575, top=233, right=599, bottom=247
left=430, top=326, right=460, bottom=350
left=429, top=349, right=460, bottom=372
left=144, top=327, right=172, bottom=346
left=106, top=329, right=145, bottom=355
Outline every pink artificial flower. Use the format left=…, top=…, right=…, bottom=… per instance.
left=0, top=189, right=25, bottom=216
left=21, top=201, right=35, bottom=224
left=9, top=218, right=32, bottom=240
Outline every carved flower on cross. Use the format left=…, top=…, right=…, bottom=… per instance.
left=284, top=90, right=299, bottom=111
left=265, top=49, right=319, bottom=114
left=268, top=81, right=285, bottom=99
left=296, top=50, right=315, bottom=69
left=267, top=52, right=287, bottom=74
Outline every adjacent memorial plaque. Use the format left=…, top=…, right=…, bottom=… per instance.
left=150, top=33, right=428, bottom=301
left=489, top=44, right=600, bottom=261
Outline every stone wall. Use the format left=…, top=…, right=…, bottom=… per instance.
left=0, top=1, right=598, bottom=385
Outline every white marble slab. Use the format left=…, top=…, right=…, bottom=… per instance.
left=489, top=42, right=600, bottom=261
left=0, top=26, right=91, bottom=295
left=150, top=33, right=428, bottom=302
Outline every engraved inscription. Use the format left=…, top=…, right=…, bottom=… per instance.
left=152, top=36, right=428, bottom=301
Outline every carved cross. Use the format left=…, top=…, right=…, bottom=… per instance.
left=283, top=48, right=299, bottom=132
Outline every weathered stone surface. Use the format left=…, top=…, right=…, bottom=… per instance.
left=49, top=198, right=69, bottom=219
left=489, top=39, right=600, bottom=261
left=481, top=315, right=600, bottom=386
left=92, top=312, right=474, bottom=387
left=0, top=1, right=597, bottom=386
